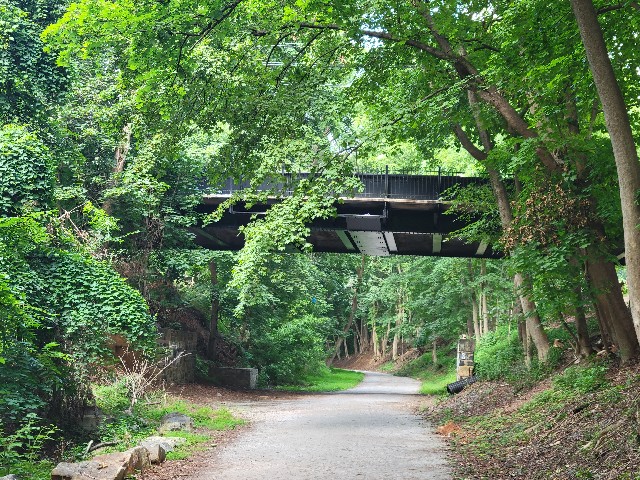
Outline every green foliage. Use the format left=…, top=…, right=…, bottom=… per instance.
left=420, top=370, right=457, bottom=396
left=162, top=431, right=210, bottom=461
left=474, top=325, right=524, bottom=381
left=474, top=323, right=564, bottom=389
left=253, top=314, right=330, bottom=386
left=0, top=341, right=68, bottom=422
left=0, top=413, right=57, bottom=477
left=277, top=367, right=364, bottom=392
left=0, top=124, right=54, bottom=215
left=93, top=381, right=130, bottom=415
left=0, top=0, right=68, bottom=124
left=552, top=363, right=609, bottom=395
left=394, top=352, right=457, bottom=395
left=0, top=214, right=156, bottom=424
left=92, top=380, right=243, bottom=453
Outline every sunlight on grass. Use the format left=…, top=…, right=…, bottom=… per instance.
left=278, top=368, right=364, bottom=392
left=419, top=369, right=457, bottom=395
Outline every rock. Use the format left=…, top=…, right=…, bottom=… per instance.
left=159, top=412, right=193, bottom=433
left=143, top=435, right=186, bottom=452
left=0, top=475, right=20, bottom=480
left=52, top=447, right=150, bottom=480
left=51, top=460, right=126, bottom=480
left=139, top=439, right=167, bottom=464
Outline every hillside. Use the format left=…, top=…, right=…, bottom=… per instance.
left=423, top=361, right=640, bottom=479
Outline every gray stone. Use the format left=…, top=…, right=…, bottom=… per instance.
left=51, top=460, right=126, bottom=480
left=0, top=475, right=20, bottom=480
left=159, top=412, right=193, bottom=433
left=139, top=439, right=167, bottom=464
left=79, top=406, right=105, bottom=432
left=143, top=435, right=186, bottom=452
left=52, top=447, right=150, bottom=480
left=209, top=367, right=258, bottom=389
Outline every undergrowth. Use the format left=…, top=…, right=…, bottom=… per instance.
left=442, top=360, right=640, bottom=479
left=395, top=351, right=456, bottom=395
left=91, top=385, right=243, bottom=455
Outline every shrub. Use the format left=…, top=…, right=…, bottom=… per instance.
left=252, top=315, right=329, bottom=385
left=553, top=363, right=608, bottom=394
left=0, top=413, right=57, bottom=478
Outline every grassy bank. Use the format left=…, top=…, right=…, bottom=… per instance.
left=427, top=361, right=640, bottom=479
left=278, top=367, right=364, bottom=392
left=0, top=383, right=244, bottom=480
left=394, top=352, right=457, bottom=396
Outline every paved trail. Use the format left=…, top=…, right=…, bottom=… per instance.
left=189, top=371, right=451, bottom=479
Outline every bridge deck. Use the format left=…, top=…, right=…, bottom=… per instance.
left=193, top=172, right=501, bottom=258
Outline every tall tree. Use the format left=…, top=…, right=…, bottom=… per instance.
left=570, top=0, right=640, bottom=348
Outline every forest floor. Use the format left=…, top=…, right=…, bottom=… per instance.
left=422, top=361, right=640, bottom=480
left=143, top=371, right=451, bottom=480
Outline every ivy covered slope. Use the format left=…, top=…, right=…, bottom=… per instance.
left=0, top=109, right=156, bottom=425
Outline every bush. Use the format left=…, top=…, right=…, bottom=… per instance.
left=0, top=413, right=56, bottom=478
left=553, top=363, right=608, bottom=394
left=474, top=325, right=524, bottom=381
left=474, top=324, right=563, bottom=388
left=93, top=381, right=130, bottom=415
left=252, top=315, right=329, bottom=385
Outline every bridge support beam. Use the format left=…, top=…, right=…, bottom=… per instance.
left=432, top=234, right=443, bottom=254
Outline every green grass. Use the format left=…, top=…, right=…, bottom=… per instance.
left=137, top=398, right=244, bottom=431
left=277, top=367, right=365, bottom=392
left=393, top=352, right=457, bottom=395
left=162, top=431, right=211, bottom=461
left=89, top=385, right=244, bottom=461
left=419, top=368, right=458, bottom=395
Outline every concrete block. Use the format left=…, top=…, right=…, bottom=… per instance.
left=209, top=367, right=258, bottom=389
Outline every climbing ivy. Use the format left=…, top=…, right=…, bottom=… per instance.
left=0, top=124, right=54, bottom=215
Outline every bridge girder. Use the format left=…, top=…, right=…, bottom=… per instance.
left=192, top=195, right=502, bottom=258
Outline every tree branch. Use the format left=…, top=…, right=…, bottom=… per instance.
left=298, top=22, right=449, bottom=59
left=452, top=124, right=488, bottom=161
left=597, top=2, right=640, bottom=14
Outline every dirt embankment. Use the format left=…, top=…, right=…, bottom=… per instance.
left=424, top=363, right=640, bottom=480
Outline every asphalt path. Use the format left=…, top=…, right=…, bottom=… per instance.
left=188, top=371, right=451, bottom=479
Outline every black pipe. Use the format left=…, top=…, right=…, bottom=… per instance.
left=446, top=375, right=478, bottom=395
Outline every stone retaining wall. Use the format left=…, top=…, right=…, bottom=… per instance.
left=158, top=328, right=197, bottom=384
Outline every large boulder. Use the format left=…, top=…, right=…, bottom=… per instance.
left=139, top=439, right=167, bottom=464
left=51, top=460, right=126, bottom=480
left=51, top=446, right=150, bottom=480
left=159, top=413, right=193, bottom=433
left=142, top=435, right=186, bottom=452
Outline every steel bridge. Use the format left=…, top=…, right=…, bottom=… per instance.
left=191, top=170, right=502, bottom=258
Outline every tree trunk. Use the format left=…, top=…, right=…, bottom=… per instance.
left=360, top=316, right=370, bottom=352
left=571, top=0, right=640, bottom=349
left=514, top=273, right=551, bottom=362
left=481, top=292, right=489, bottom=335
left=469, top=260, right=482, bottom=339
left=206, top=259, right=220, bottom=361
left=456, top=91, right=551, bottom=361
left=103, top=123, right=132, bottom=215
left=586, top=257, right=639, bottom=361
left=327, top=255, right=365, bottom=365
left=432, top=340, right=438, bottom=365
left=392, top=292, right=403, bottom=361
left=372, top=308, right=380, bottom=359
left=574, top=286, right=594, bottom=358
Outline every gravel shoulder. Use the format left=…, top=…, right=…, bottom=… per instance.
left=146, top=371, right=451, bottom=480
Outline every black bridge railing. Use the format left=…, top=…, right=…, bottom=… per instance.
left=210, top=167, right=489, bottom=201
